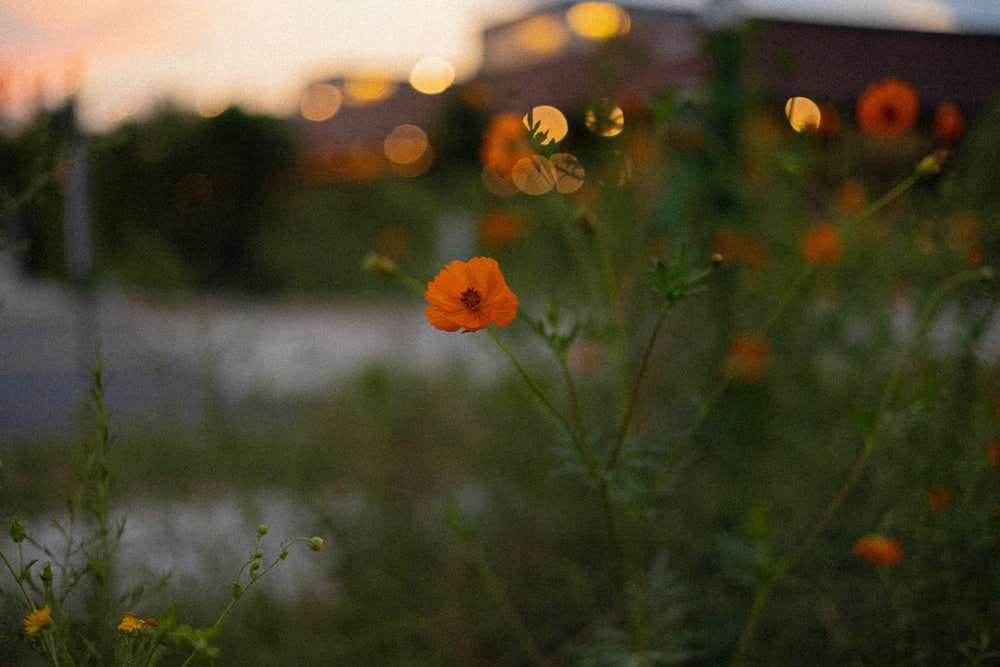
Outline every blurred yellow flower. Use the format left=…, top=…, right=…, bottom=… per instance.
left=117, top=611, right=150, bottom=634
left=24, top=605, right=51, bottom=635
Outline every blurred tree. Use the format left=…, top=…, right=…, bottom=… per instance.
left=90, top=105, right=297, bottom=291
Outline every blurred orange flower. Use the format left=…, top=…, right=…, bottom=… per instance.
left=425, top=257, right=518, bottom=333
left=927, top=486, right=951, bottom=514
left=988, top=439, right=1000, bottom=470
left=481, top=113, right=535, bottom=178
left=712, top=228, right=770, bottom=270
left=478, top=210, right=524, bottom=248
left=836, top=179, right=867, bottom=216
left=856, top=78, right=919, bottom=136
left=801, top=222, right=844, bottom=265
left=725, top=332, right=771, bottom=383
left=853, top=534, right=903, bottom=566
left=934, top=100, right=964, bottom=144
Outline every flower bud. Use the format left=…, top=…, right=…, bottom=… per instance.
left=309, top=536, right=325, bottom=552
left=257, top=524, right=268, bottom=536
left=362, top=253, right=397, bottom=277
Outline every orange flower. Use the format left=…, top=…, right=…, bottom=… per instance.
left=481, top=113, right=535, bottom=178
left=424, top=257, right=518, bottom=333
left=934, top=100, right=964, bottom=144
left=856, top=77, right=919, bottom=136
left=836, top=180, right=867, bottom=216
left=801, top=222, right=844, bottom=265
left=725, top=332, right=771, bottom=383
left=853, top=534, right=903, bottom=566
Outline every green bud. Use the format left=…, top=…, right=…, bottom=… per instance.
left=257, top=524, right=268, bottom=536
left=254, top=549, right=264, bottom=559
left=309, top=537, right=324, bottom=552
left=9, top=516, right=25, bottom=543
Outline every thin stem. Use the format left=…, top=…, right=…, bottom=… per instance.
left=469, top=542, right=549, bottom=666
left=608, top=302, right=671, bottom=471
left=487, top=327, right=577, bottom=443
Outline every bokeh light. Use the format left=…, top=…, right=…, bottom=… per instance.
left=343, top=77, right=397, bottom=105
left=383, top=124, right=429, bottom=165
left=300, top=83, right=343, bottom=122
left=784, top=96, right=822, bottom=133
left=523, top=105, right=568, bottom=145
left=409, top=56, right=455, bottom=94
left=566, top=2, right=631, bottom=40
left=514, top=14, right=569, bottom=56
left=481, top=166, right=520, bottom=196
left=585, top=98, right=625, bottom=137
left=511, top=155, right=557, bottom=195
left=550, top=153, right=586, bottom=193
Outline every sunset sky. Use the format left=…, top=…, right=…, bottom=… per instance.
left=0, top=0, right=993, bottom=133
left=0, top=0, right=530, bottom=131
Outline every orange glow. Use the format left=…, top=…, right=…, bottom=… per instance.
left=856, top=77, right=919, bottom=137
left=300, top=82, right=343, bottom=121
left=566, top=2, right=630, bottom=40
left=481, top=112, right=535, bottom=178
left=409, top=56, right=455, bottom=95
left=725, top=332, right=771, bottom=383
left=927, top=486, right=951, bottom=515
left=514, top=14, right=569, bottom=56
left=800, top=222, right=844, bottom=265
left=934, top=100, right=964, bottom=144
left=784, top=96, right=821, bottom=134
left=585, top=98, right=625, bottom=137
left=478, top=209, right=525, bottom=247
left=384, top=124, right=429, bottom=165
left=853, top=535, right=903, bottom=566
left=343, top=76, right=396, bottom=105
left=523, top=105, right=568, bottom=145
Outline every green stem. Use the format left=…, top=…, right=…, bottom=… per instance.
left=607, top=302, right=671, bottom=471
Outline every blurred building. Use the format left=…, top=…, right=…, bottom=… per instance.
left=291, top=0, right=1000, bottom=181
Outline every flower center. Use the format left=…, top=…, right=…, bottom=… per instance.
left=460, top=287, right=482, bottom=311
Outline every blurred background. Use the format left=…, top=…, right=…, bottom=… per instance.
left=1, top=0, right=999, bottom=664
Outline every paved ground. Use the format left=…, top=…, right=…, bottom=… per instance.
left=0, top=253, right=503, bottom=442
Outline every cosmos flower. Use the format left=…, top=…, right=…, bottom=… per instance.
left=424, top=257, right=518, bottom=333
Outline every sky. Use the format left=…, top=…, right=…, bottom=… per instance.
left=1, top=0, right=995, bottom=133
left=0, top=0, right=531, bottom=131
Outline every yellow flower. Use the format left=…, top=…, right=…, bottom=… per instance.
left=23, top=605, right=51, bottom=635
left=118, top=611, right=147, bottom=634
left=424, top=257, right=518, bottom=333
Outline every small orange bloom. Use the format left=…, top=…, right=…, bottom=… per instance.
left=853, top=534, right=903, bottom=566
left=725, top=332, right=771, bottom=383
left=481, top=113, right=536, bottom=178
left=927, top=486, right=951, bottom=515
left=801, top=222, right=844, bottom=265
left=934, top=100, right=964, bottom=144
left=23, top=605, right=51, bottom=635
left=478, top=210, right=524, bottom=248
left=836, top=180, right=867, bottom=216
left=424, top=257, right=518, bottom=333
left=856, top=78, right=919, bottom=137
